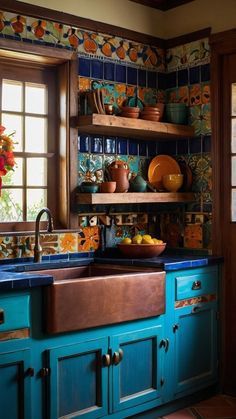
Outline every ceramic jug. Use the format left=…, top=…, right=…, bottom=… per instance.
left=108, top=160, right=129, bottom=192
left=129, top=174, right=147, bottom=192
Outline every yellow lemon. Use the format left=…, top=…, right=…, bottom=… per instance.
left=121, top=237, right=132, bottom=244
left=142, top=234, right=152, bottom=241
left=142, top=237, right=154, bottom=244
left=153, top=238, right=163, bottom=244
left=132, top=234, right=142, bottom=244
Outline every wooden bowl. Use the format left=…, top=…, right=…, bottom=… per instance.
left=144, top=103, right=165, bottom=120
left=100, top=181, right=116, bottom=193
left=121, top=106, right=140, bottom=113
left=140, top=114, right=161, bottom=122
left=118, top=243, right=166, bottom=258
left=121, top=112, right=139, bottom=119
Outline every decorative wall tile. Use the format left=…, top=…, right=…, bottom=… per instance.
left=201, top=83, right=210, bottom=104
left=190, top=84, right=201, bottom=106
left=137, top=87, right=157, bottom=106
left=78, top=76, right=91, bottom=92
left=189, top=104, right=211, bottom=136
left=78, top=153, right=103, bottom=184
left=78, top=226, right=100, bottom=251
left=59, top=233, right=78, bottom=253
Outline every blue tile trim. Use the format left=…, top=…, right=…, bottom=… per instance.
left=79, top=57, right=91, bottom=77
left=117, top=138, right=128, bottom=155
left=115, top=64, right=126, bottom=83
left=127, top=66, right=138, bottom=85
left=128, top=139, right=138, bottom=155
left=78, top=135, right=90, bottom=152
left=91, top=59, right=104, bottom=79
left=147, top=71, right=157, bottom=88
left=104, top=61, right=115, bottom=81
left=157, top=72, right=166, bottom=90
left=138, top=69, right=146, bottom=87
left=189, top=65, right=200, bottom=84
left=166, top=71, right=177, bottom=89
left=178, top=68, right=188, bottom=87
left=201, top=63, right=210, bottom=82
left=104, top=137, right=116, bottom=154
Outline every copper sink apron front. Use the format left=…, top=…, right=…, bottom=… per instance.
left=42, top=265, right=165, bottom=334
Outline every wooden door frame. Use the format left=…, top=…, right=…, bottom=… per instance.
left=210, top=29, right=236, bottom=394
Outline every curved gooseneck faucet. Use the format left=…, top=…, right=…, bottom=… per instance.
left=33, top=208, right=54, bottom=263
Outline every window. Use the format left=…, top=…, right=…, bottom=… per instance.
left=0, top=44, right=78, bottom=232
left=0, top=67, right=56, bottom=223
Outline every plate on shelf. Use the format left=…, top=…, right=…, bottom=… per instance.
left=148, top=155, right=181, bottom=191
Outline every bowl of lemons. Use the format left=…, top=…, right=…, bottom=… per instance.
left=118, top=234, right=166, bottom=258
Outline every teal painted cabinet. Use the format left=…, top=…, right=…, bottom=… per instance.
left=47, top=326, right=164, bottom=419
left=111, top=325, right=164, bottom=413
left=48, top=337, right=109, bottom=419
left=173, top=302, right=218, bottom=395
left=164, top=266, right=219, bottom=401
left=0, top=348, right=32, bottom=419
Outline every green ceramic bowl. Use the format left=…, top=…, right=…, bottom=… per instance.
left=80, top=182, right=99, bottom=193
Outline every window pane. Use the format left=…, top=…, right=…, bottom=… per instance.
left=27, top=189, right=47, bottom=221
left=3, top=158, right=23, bottom=186
left=232, top=83, right=236, bottom=116
left=27, top=158, right=47, bottom=186
left=1, top=113, right=23, bottom=151
left=25, top=116, right=47, bottom=152
left=0, top=189, right=23, bottom=221
left=232, top=189, right=236, bottom=221
left=2, top=80, right=23, bottom=112
left=25, top=83, right=47, bottom=115
left=232, top=157, right=236, bottom=186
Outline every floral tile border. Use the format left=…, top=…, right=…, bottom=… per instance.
left=166, top=38, right=210, bottom=72
left=0, top=10, right=165, bottom=70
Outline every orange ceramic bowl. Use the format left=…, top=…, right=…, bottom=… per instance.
left=162, top=174, right=183, bottom=192
left=100, top=181, right=116, bottom=193
left=118, top=243, right=166, bottom=258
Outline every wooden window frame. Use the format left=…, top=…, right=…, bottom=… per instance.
left=0, top=38, right=78, bottom=232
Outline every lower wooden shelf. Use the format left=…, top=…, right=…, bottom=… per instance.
left=76, top=192, right=195, bottom=205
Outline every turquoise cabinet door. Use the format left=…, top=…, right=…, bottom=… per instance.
left=174, top=302, right=218, bottom=395
left=0, top=348, right=31, bottom=419
left=110, top=325, right=164, bottom=413
left=48, top=337, right=109, bottom=419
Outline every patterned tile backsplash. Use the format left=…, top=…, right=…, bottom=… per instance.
left=0, top=7, right=212, bottom=257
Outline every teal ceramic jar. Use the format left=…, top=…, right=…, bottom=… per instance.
left=165, top=103, right=187, bottom=124
left=129, top=175, right=147, bottom=192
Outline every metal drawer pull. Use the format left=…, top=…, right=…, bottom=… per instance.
left=192, top=280, right=202, bottom=290
left=113, top=349, right=124, bottom=365
left=192, top=305, right=201, bottom=313
left=102, top=353, right=111, bottom=367
left=0, top=309, right=4, bottom=324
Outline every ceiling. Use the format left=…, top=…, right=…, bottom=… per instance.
left=129, top=0, right=194, bottom=11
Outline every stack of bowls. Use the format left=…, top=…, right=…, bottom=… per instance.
left=140, top=103, right=164, bottom=122
left=120, top=106, right=140, bottom=119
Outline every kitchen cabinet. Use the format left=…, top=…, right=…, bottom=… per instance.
left=47, top=325, right=164, bottom=419
left=0, top=348, right=32, bottom=419
left=163, top=265, right=219, bottom=403
left=0, top=262, right=221, bottom=419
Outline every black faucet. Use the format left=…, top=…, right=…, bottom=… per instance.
left=33, top=208, right=54, bottom=263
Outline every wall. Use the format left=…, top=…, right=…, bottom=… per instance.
left=17, top=0, right=236, bottom=38
left=0, top=6, right=212, bottom=259
left=17, top=0, right=165, bottom=38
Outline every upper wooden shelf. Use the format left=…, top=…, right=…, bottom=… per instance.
left=76, top=192, right=195, bottom=205
left=77, top=114, right=194, bottom=141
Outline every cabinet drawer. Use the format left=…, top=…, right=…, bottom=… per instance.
left=175, top=271, right=218, bottom=300
left=0, top=294, right=30, bottom=332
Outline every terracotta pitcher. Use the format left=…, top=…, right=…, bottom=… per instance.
left=108, top=160, right=129, bottom=192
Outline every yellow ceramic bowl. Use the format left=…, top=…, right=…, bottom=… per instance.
left=162, top=174, right=183, bottom=192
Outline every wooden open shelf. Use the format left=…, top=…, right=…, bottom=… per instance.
left=76, top=192, right=195, bottom=205
left=77, top=114, right=194, bottom=141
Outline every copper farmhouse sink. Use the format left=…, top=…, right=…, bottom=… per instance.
left=40, top=264, right=165, bottom=334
